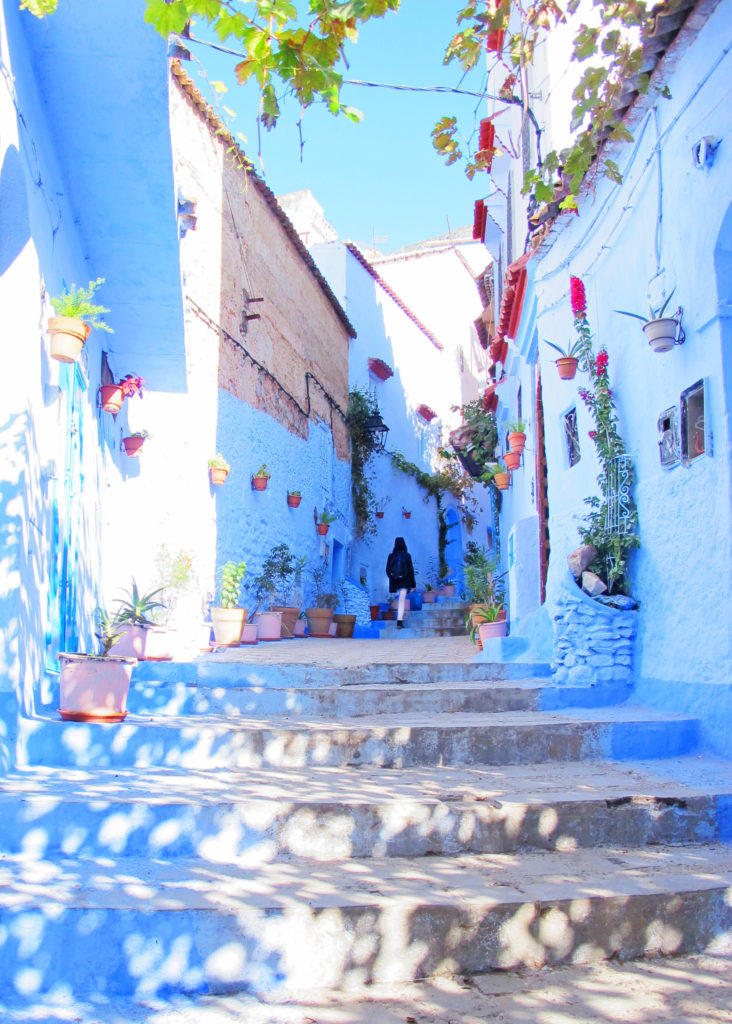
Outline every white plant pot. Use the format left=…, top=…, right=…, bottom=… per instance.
left=643, top=317, right=678, bottom=353
left=211, top=607, right=247, bottom=646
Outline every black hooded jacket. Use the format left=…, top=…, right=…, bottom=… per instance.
left=386, top=537, right=416, bottom=592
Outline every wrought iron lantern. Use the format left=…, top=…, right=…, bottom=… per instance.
left=364, top=412, right=389, bottom=452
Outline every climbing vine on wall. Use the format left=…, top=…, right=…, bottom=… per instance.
left=346, top=389, right=381, bottom=538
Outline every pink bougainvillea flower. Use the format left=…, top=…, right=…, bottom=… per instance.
left=595, top=349, right=609, bottom=374
left=570, top=276, right=586, bottom=317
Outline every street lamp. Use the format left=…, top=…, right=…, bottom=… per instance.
left=364, top=412, right=389, bottom=452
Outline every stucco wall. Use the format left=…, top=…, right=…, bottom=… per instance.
left=531, top=2, right=732, bottom=744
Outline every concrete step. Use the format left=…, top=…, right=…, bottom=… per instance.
left=376, top=626, right=469, bottom=639
left=2, top=842, right=731, bottom=998
left=1, top=757, right=729, bottom=862
left=19, top=706, right=700, bottom=770
left=128, top=679, right=545, bottom=718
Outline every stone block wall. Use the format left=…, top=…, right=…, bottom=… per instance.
left=552, top=574, right=637, bottom=690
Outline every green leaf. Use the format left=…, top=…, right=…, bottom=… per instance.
left=19, top=0, right=57, bottom=16
left=602, top=158, right=623, bottom=184
left=534, top=181, right=555, bottom=203
left=144, top=0, right=189, bottom=36
left=342, top=105, right=363, bottom=123
left=210, top=80, right=228, bottom=94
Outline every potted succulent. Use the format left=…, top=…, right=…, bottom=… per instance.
left=469, top=602, right=508, bottom=644
left=209, top=454, right=231, bottom=485
left=252, top=464, right=271, bottom=491
left=316, top=508, right=337, bottom=536
left=100, top=374, right=145, bottom=414
left=58, top=608, right=136, bottom=722
left=615, top=291, right=682, bottom=353
left=402, top=507, right=412, bottom=520
left=109, top=579, right=166, bottom=659
left=287, top=490, right=302, bottom=508
left=305, top=563, right=337, bottom=637
left=211, top=561, right=248, bottom=646
left=464, top=545, right=505, bottom=649
left=544, top=339, right=584, bottom=380
left=507, top=419, right=527, bottom=455
left=122, top=430, right=151, bottom=457
left=48, top=278, right=112, bottom=363
left=333, top=581, right=357, bottom=638
left=503, top=449, right=521, bottom=471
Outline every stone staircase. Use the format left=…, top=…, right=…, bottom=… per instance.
left=1, top=650, right=731, bottom=1005
left=375, top=599, right=470, bottom=638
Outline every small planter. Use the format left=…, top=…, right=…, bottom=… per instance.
left=287, top=493, right=302, bottom=508
left=503, top=450, right=521, bottom=471
left=122, top=436, right=146, bottom=458
left=109, top=624, right=149, bottom=659
left=556, top=357, right=579, bottom=381
left=402, top=512, right=412, bottom=520
left=58, top=653, right=136, bottom=723
left=370, top=605, right=381, bottom=621
left=493, top=472, right=510, bottom=491
left=48, top=317, right=91, bottom=363
left=254, top=610, right=282, bottom=642
left=305, top=608, right=333, bottom=637
left=478, top=620, right=508, bottom=643
left=210, top=467, right=229, bottom=485
left=211, top=606, right=247, bottom=646
left=293, top=619, right=306, bottom=637
left=441, top=584, right=456, bottom=597
left=240, top=622, right=258, bottom=645
left=333, top=614, right=356, bottom=638
left=328, top=622, right=338, bottom=637
left=507, top=432, right=526, bottom=455
left=375, top=512, right=384, bottom=519
left=271, top=606, right=299, bottom=639
left=643, top=317, right=679, bottom=353
left=382, top=610, right=396, bottom=621
left=252, top=476, right=269, bottom=491
left=317, top=523, right=330, bottom=536
left=422, top=591, right=437, bottom=604
left=144, top=627, right=174, bottom=661
left=99, top=384, right=125, bottom=413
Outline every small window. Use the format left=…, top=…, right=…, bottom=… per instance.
left=681, top=379, right=710, bottom=465
left=657, top=406, right=680, bottom=469
left=563, top=407, right=580, bottom=467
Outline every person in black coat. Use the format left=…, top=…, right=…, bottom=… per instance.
left=386, top=537, right=416, bottom=629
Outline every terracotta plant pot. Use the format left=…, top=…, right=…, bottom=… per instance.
left=210, top=467, right=229, bottom=485
left=305, top=607, right=333, bottom=637
left=507, top=432, right=526, bottom=455
left=422, top=592, right=436, bottom=604
left=643, top=317, right=678, bottom=353
left=252, top=476, right=268, bottom=491
left=403, top=512, right=411, bottom=520
left=271, top=606, right=299, bottom=638
left=441, top=584, right=456, bottom=597
left=493, top=472, right=510, bottom=491
left=211, top=606, right=247, bottom=646
left=317, top=523, right=330, bottom=536
left=370, top=605, right=381, bottom=620
left=109, top=624, right=150, bottom=659
left=99, top=384, right=125, bottom=413
left=504, top=450, right=521, bottom=471
left=294, top=619, right=306, bottom=637
left=478, top=620, right=508, bottom=643
left=254, top=610, right=282, bottom=641
left=287, top=494, right=302, bottom=508
left=556, top=357, right=579, bottom=381
left=240, top=622, right=258, bottom=645
left=48, top=316, right=91, bottom=363
left=58, top=652, right=136, bottom=723
left=333, top=613, right=357, bottom=638
left=122, top=436, right=145, bottom=458
left=375, top=512, right=384, bottom=519
left=382, top=610, right=396, bottom=621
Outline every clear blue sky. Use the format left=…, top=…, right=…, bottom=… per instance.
left=184, top=0, right=488, bottom=253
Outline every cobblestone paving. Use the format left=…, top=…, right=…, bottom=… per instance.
left=208, top=635, right=479, bottom=666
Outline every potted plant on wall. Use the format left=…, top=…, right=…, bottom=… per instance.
left=211, top=561, right=247, bottom=646
left=252, top=464, right=271, bottom=491
left=543, top=339, right=584, bottom=380
left=503, top=449, right=521, bottom=471
left=208, top=454, right=231, bottom=485
left=58, top=609, right=136, bottom=722
left=614, top=291, right=683, bottom=353
left=507, top=419, right=527, bottom=455
left=109, top=579, right=166, bottom=659
left=48, top=278, right=112, bottom=363
left=333, top=581, right=357, bottom=638
left=122, top=430, right=151, bottom=457
left=316, top=508, right=337, bottom=536
left=100, top=374, right=145, bottom=414
left=402, top=507, right=412, bottom=520
left=306, top=563, right=338, bottom=637
left=287, top=490, right=302, bottom=508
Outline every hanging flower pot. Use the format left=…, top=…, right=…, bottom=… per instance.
left=375, top=511, right=384, bottom=519
left=317, top=522, right=330, bottom=536
left=210, top=467, right=228, bottom=485
left=508, top=432, right=526, bottom=454
left=48, top=317, right=91, bottom=363
left=556, top=357, right=579, bottom=380
left=493, top=471, right=510, bottom=491
left=643, top=318, right=680, bottom=353
left=252, top=464, right=271, bottom=491
left=287, top=492, right=302, bottom=508
left=503, top=450, right=521, bottom=471
left=122, top=434, right=148, bottom=458
left=100, top=384, right=125, bottom=413
left=402, top=508, right=412, bottom=520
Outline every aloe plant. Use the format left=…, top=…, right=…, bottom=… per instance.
left=614, top=289, right=677, bottom=324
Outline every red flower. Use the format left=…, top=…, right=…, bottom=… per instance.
left=119, top=374, right=145, bottom=399
left=588, top=430, right=598, bottom=440
left=595, top=349, right=609, bottom=374
left=570, top=276, right=586, bottom=317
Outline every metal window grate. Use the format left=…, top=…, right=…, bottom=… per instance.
left=605, top=455, right=633, bottom=535
left=563, top=408, right=580, bottom=467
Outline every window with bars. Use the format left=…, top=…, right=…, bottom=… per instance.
left=563, top=407, right=581, bottom=467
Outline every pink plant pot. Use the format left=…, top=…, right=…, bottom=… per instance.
left=422, top=592, right=437, bottom=603
left=109, top=624, right=149, bottom=659
left=254, top=611, right=282, bottom=641
left=240, top=622, right=258, bottom=645
left=59, top=653, right=136, bottom=722
left=478, top=621, right=508, bottom=643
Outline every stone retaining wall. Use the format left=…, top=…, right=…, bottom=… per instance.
left=552, top=574, right=637, bottom=689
